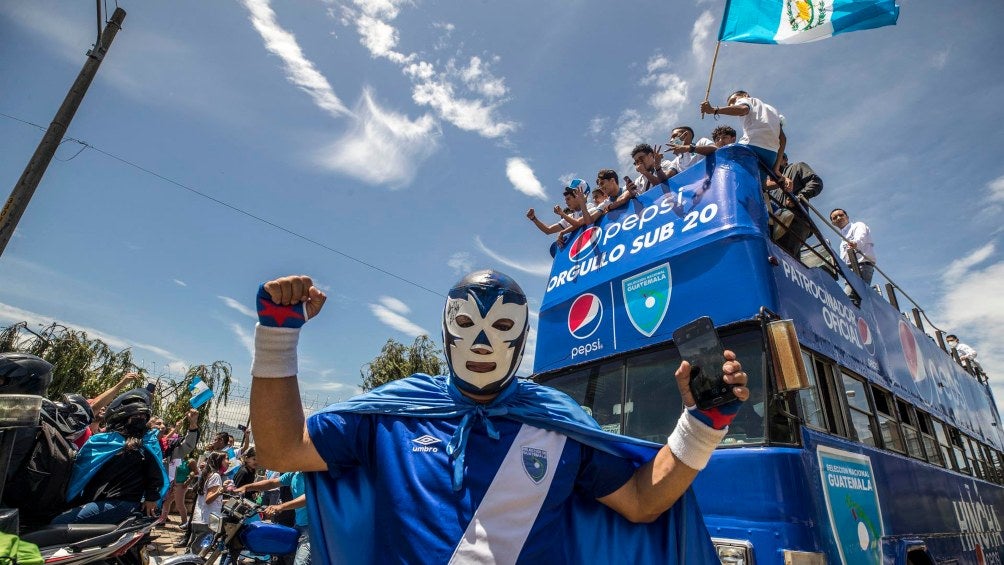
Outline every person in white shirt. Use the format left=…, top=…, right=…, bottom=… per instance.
left=189, top=451, right=227, bottom=547
left=946, top=335, right=982, bottom=375
left=527, top=180, right=597, bottom=251
left=630, top=144, right=674, bottom=194
left=829, top=208, right=877, bottom=292
left=700, top=91, right=786, bottom=176
left=665, top=126, right=716, bottom=175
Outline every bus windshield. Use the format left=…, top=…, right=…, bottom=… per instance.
left=540, top=329, right=767, bottom=446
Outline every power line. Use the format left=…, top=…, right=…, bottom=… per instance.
left=0, top=111, right=445, bottom=298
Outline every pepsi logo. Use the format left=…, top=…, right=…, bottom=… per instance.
left=568, top=293, right=603, bottom=339
left=857, top=317, right=875, bottom=356
left=898, top=320, right=921, bottom=382
left=568, top=226, right=602, bottom=262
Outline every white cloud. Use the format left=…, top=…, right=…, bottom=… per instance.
left=218, top=295, right=258, bottom=319
left=936, top=242, right=1004, bottom=411
left=337, top=1, right=516, bottom=139
left=166, top=361, right=190, bottom=375
left=0, top=301, right=187, bottom=368
left=612, top=53, right=689, bottom=170
left=988, top=175, right=1004, bottom=203
left=377, top=296, right=410, bottom=315
left=411, top=79, right=516, bottom=138
left=558, top=173, right=577, bottom=188
left=448, top=252, right=474, bottom=275
left=173, top=279, right=188, bottom=287
left=474, top=236, right=552, bottom=277
left=315, top=88, right=440, bottom=188
left=506, top=158, right=547, bottom=200
left=241, top=0, right=352, bottom=118
left=228, top=322, right=254, bottom=356
left=368, top=297, right=430, bottom=337
left=588, top=116, right=608, bottom=138
left=942, top=243, right=995, bottom=285
left=690, top=11, right=716, bottom=63
left=931, top=47, right=950, bottom=70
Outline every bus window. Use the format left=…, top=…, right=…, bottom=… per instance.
left=840, top=372, right=877, bottom=447
left=720, top=332, right=766, bottom=445
left=915, top=411, right=942, bottom=467
left=949, top=428, right=971, bottom=475
left=547, top=361, right=624, bottom=434
left=870, top=387, right=904, bottom=453
left=896, top=399, right=925, bottom=460
left=623, top=349, right=684, bottom=443
left=796, top=351, right=827, bottom=431
left=980, top=445, right=1000, bottom=484
left=934, top=419, right=957, bottom=471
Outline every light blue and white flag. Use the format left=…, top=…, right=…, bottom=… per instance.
left=189, top=376, right=214, bottom=408
left=719, top=0, right=899, bottom=44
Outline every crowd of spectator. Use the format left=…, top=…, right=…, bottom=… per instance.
left=0, top=360, right=308, bottom=562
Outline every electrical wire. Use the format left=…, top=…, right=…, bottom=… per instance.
left=0, top=111, right=445, bottom=298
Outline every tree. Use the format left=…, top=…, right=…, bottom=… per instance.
left=0, top=321, right=233, bottom=439
left=360, top=335, right=444, bottom=391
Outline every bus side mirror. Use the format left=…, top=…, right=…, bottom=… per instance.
left=767, top=319, right=810, bottom=392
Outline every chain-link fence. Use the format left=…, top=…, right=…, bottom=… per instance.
left=155, top=380, right=340, bottom=451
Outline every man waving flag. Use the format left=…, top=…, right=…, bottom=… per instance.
left=719, top=0, right=899, bottom=44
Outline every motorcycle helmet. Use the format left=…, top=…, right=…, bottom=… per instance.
left=0, top=352, right=53, bottom=396
left=104, top=387, right=152, bottom=430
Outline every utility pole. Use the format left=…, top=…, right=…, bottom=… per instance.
left=0, top=7, right=126, bottom=257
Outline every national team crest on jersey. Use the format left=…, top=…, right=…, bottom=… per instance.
left=568, top=227, right=602, bottom=262
left=522, top=447, right=548, bottom=484
left=622, top=263, right=671, bottom=337
left=568, top=293, right=603, bottom=339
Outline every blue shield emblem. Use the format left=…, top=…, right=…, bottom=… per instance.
left=522, top=447, right=548, bottom=484
left=622, top=263, right=672, bottom=337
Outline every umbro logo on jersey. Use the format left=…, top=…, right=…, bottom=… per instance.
left=412, top=434, right=442, bottom=453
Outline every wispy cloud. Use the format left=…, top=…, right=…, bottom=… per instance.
left=936, top=241, right=1004, bottom=408
left=448, top=252, right=474, bottom=275
left=218, top=296, right=258, bottom=319
left=474, top=236, right=552, bottom=277
left=173, top=279, right=188, bottom=287
left=240, top=0, right=351, bottom=118
left=228, top=322, right=254, bottom=356
left=930, top=47, right=951, bottom=70
left=989, top=174, right=1004, bottom=203
left=314, top=88, right=440, bottom=188
left=942, top=243, right=995, bottom=285
left=506, top=158, right=547, bottom=200
left=339, top=0, right=517, bottom=139
left=690, top=11, right=716, bottom=64
left=0, top=301, right=187, bottom=367
left=368, top=296, right=430, bottom=337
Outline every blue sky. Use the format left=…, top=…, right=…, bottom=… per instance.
left=0, top=0, right=1001, bottom=406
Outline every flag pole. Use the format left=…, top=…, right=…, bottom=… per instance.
left=701, top=41, right=722, bottom=120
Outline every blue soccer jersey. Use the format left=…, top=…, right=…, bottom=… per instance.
left=307, top=411, right=636, bottom=563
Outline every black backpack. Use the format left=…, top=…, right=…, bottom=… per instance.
left=3, top=410, right=77, bottom=529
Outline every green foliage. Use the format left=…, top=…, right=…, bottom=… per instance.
left=0, top=321, right=232, bottom=439
left=360, top=335, right=444, bottom=391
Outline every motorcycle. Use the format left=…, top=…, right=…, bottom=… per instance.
left=162, top=494, right=299, bottom=565
left=19, top=512, right=164, bottom=565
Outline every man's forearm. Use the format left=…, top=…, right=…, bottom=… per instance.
left=251, top=376, right=312, bottom=470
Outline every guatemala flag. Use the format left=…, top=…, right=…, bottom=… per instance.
left=189, top=376, right=214, bottom=408
left=719, top=0, right=899, bottom=44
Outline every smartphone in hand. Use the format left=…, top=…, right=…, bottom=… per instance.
left=673, top=316, right=736, bottom=410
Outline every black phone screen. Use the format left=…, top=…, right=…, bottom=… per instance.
left=673, top=317, right=736, bottom=410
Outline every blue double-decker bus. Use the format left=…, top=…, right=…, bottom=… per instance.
left=532, top=146, right=1004, bottom=564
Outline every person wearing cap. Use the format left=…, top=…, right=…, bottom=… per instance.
left=526, top=179, right=597, bottom=248
left=249, top=272, right=748, bottom=562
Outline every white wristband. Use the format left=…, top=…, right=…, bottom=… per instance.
left=251, top=324, right=300, bottom=378
left=667, top=409, right=728, bottom=471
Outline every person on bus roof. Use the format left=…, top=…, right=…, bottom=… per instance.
left=700, top=90, right=787, bottom=178
left=248, top=271, right=749, bottom=563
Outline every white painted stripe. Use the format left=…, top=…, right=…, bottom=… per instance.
left=448, top=425, right=567, bottom=565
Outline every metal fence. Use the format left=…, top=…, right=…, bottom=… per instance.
left=157, top=380, right=341, bottom=451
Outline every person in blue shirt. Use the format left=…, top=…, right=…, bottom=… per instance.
left=249, top=270, right=749, bottom=563
left=238, top=471, right=309, bottom=565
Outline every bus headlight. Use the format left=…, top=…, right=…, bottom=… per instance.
left=712, top=538, right=754, bottom=564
